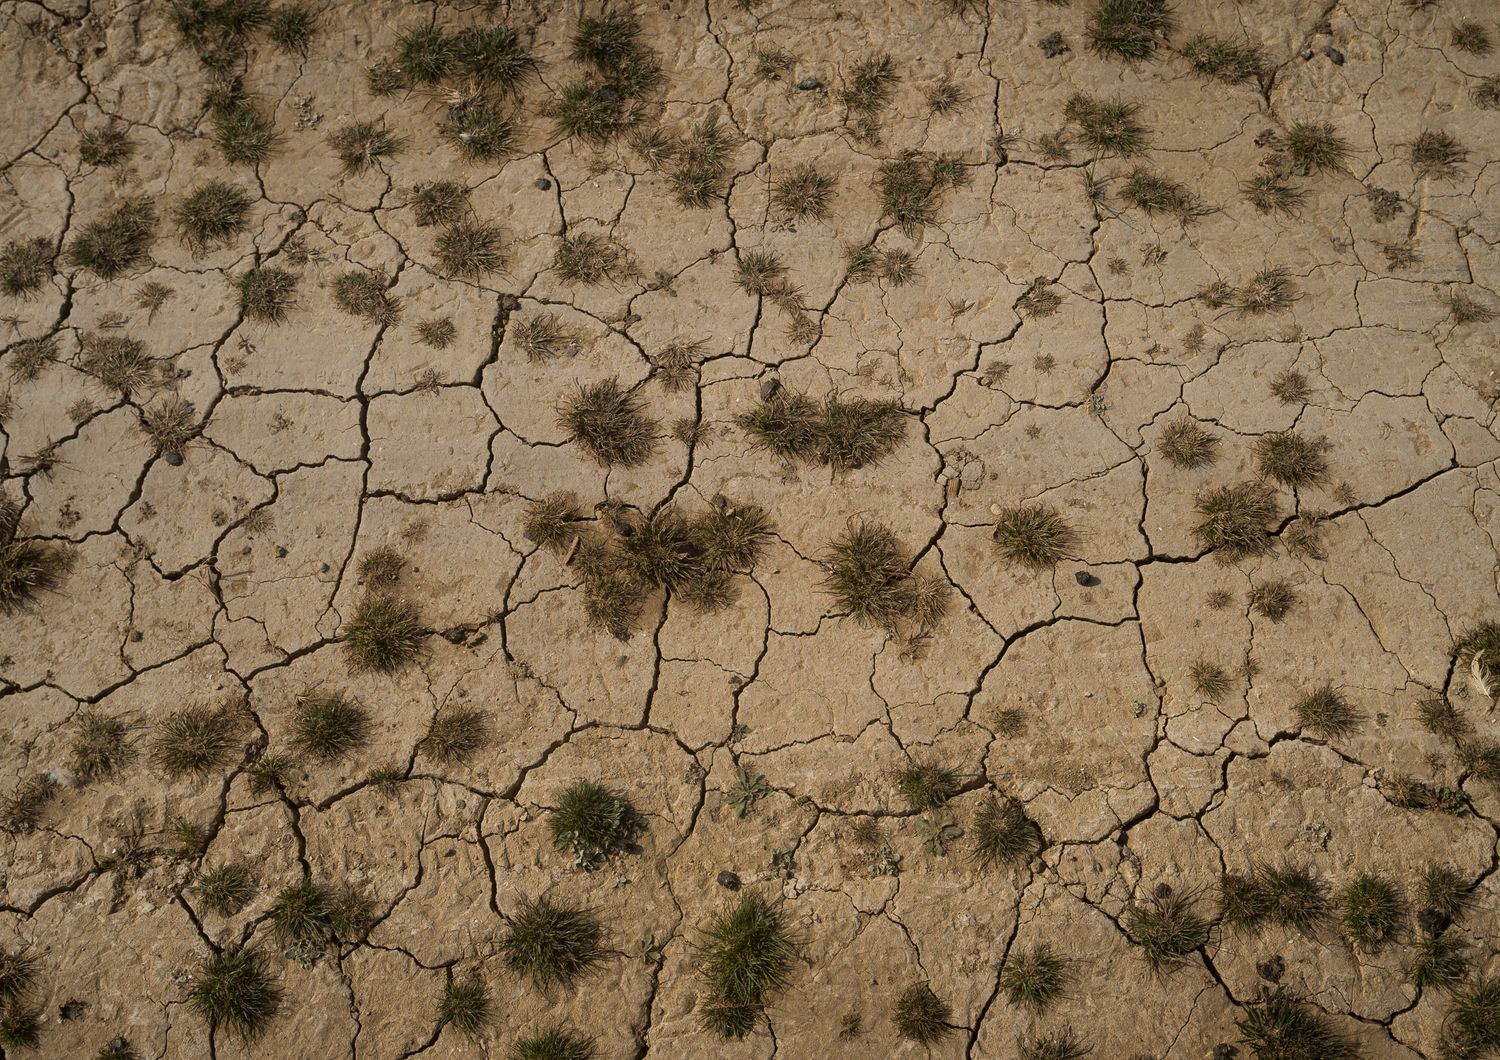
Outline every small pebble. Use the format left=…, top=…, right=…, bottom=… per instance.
left=1299, top=47, right=1314, bottom=60
left=760, top=378, right=782, bottom=400
left=1256, top=954, right=1285, bottom=982
left=1074, top=570, right=1099, bottom=587
left=164, top=450, right=184, bottom=466
left=1418, top=907, right=1450, bottom=936
left=1212, top=1046, right=1238, bottom=1060
left=796, top=77, right=822, bottom=91
left=1323, top=45, right=1345, bottom=65
left=534, top=177, right=552, bottom=191
left=716, top=871, right=742, bottom=890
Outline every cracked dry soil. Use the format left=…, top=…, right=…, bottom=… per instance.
left=3, top=0, right=1500, bottom=1057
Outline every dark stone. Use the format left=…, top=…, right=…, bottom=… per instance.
left=164, top=450, right=184, bottom=466
left=1213, top=1046, right=1238, bottom=1060
left=59, top=999, right=87, bottom=1021
left=534, top=177, right=552, bottom=191
left=796, top=77, right=822, bottom=91
left=442, top=627, right=467, bottom=645
left=716, top=871, right=741, bottom=890
left=1418, top=907, right=1451, bottom=936
left=1154, top=882, right=1173, bottom=899
left=1039, top=31, right=1068, bottom=58
left=760, top=377, right=782, bottom=401
left=1299, top=47, right=1314, bottom=60
left=130, top=630, right=144, bottom=643
left=1323, top=45, right=1345, bottom=65
left=1256, top=954, right=1285, bottom=982
left=1074, top=570, right=1099, bottom=587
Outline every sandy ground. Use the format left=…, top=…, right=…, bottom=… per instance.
left=2, top=0, right=1500, bottom=1056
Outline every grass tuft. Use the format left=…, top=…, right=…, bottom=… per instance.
left=734, top=249, right=785, bottom=297
left=416, top=317, right=456, bottom=349
left=1086, top=0, right=1177, bottom=61
left=67, top=200, right=157, bottom=279
left=972, top=795, right=1042, bottom=870
left=1339, top=873, right=1402, bottom=951
left=343, top=593, right=423, bottom=673
left=1189, top=660, right=1234, bottom=701
left=0, top=518, right=69, bottom=614
left=445, top=104, right=515, bottom=162
left=1183, top=34, right=1265, bottom=82
left=267, top=4, right=315, bottom=54
left=1293, top=685, right=1360, bottom=738
left=0, top=775, right=56, bottom=833
left=80, top=125, right=131, bottom=167
left=820, top=521, right=918, bottom=630
left=193, top=863, right=257, bottom=916
left=874, top=151, right=966, bottom=234
left=434, top=220, right=505, bottom=280
left=735, top=390, right=907, bottom=472
left=508, top=1027, right=597, bottom=1060
left=557, top=379, right=659, bottom=467
left=695, top=893, right=797, bottom=1039
left=290, top=692, right=370, bottom=761
left=71, top=709, right=136, bottom=781
left=174, top=181, right=252, bottom=254
left=187, top=949, right=281, bottom=1038
left=270, top=877, right=369, bottom=947
left=435, top=976, right=490, bottom=1037
left=81, top=333, right=156, bottom=394
left=0, top=237, right=53, bottom=298
left=554, top=233, right=624, bottom=285
left=457, top=25, right=533, bottom=92
left=1236, top=990, right=1356, bottom=1059
left=1285, top=121, right=1351, bottom=175
left=329, top=122, right=401, bottom=175
left=992, top=504, right=1078, bottom=570
left=1125, top=888, right=1210, bottom=971
left=1410, top=934, right=1467, bottom=990
left=1118, top=167, right=1207, bottom=220
left=773, top=163, right=836, bottom=221
left=891, top=982, right=951, bottom=1043
left=238, top=266, right=298, bottom=323
left=1192, top=481, right=1278, bottom=561
left=150, top=703, right=241, bottom=778
left=1254, top=430, right=1329, bottom=488
left=1064, top=93, right=1149, bottom=156
left=411, top=181, right=469, bottom=227
left=1445, top=977, right=1500, bottom=1059
left=1157, top=416, right=1219, bottom=469
left=141, top=396, right=198, bottom=457
left=420, top=706, right=490, bottom=764
left=212, top=103, right=278, bottom=165
left=1421, top=864, right=1471, bottom=922
left=896, top=761, right=959, bottom=811
left=1219, top=863, right=1328, bottom=933
left=396, top=26, right=457, bottom=85
left=332, top=270, right=400, bottom=326
left=1000, top=942, right=1069, bottom=1012
left=1452, top=21, right=1493, bottom=55
left=0, top=948, right=37, bottom=1006
left=1242, top=171, right=1306, bottom=216
left=1019, top=1027, right=1093, bottom=1060
left=549, top=779, right=638, bottom=870
left=524, top=493, right=581, bottom=551
left=1248, top=578, right=1298, bottom=623
left=502, top=898, right=605, bottom=991
left=1408, top=129, right=1467, bottom=179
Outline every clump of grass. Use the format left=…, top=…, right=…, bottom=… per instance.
left=1248, top=578, right=1297, bottom=623
left=821, top=521, right=938, bottom=632
left=0, top=949, right=38, bottom=1011
left=187, top=949, right=281, bottom=1038
left=396, top=25, right=457, bottom=85
left=1086, top=0, right=1177, bottom=61
left=330, top=121, right=401, bottom=175
left=1239, top=990, right=1355, bottom=1058
left=0, top=237, right=53, bottom=298
left=736, top=390, right=820, bottom=462
left=80, top=125, right=131, bottom=167
left=290, top=692, right=370, bottom=761
left=1270, top=369, right=1311, bottom=405
left=1125, top=887, right=1210, bottom=971
left=1232, top=266, right=1299, bottom=315
left=67, top=199, right=157, bottom=279
left=270, top=877, right=368, bottom=946
left=1422, top=865, right=1470, bottom=920
left=434, top=220, right=505, bottom=280
left=1219, top=863, right=1328, bottom=932
left=891, top=982, right=951, bottom=1044
left=1410, top=934, right=1467, bottom=990
left=1064, top=93, right=1149, bottom=156
left=150, top=703, right=241, bottom=778
left=773, top=163, right=836, bottom=222
left=896, top=761, right=959, bottom=811
left=1444, top=977, right=1500, bottom=1058
left=502, top=898, right=604, bottom=990
left=992, top=504, right=1078, bottom=570
left=80, top=333, right=156, bottom=394
left=1189, top=660, right=1234, bottom=701
left=1452, top=21, right=1494, bottom=55
left=734, top=249, right=786, bottom=297
left=1018, top=1027, right=1092, bottom=1060
left=972, top=796, right=1042, bottom=870
left=142, top=396, right=198, bottom=456
left=1183, top=34, right=1265, bottom=82
left=1118, top=168, right=1207, bottom=220
left=1408, top=129, right=1467, bottom=179
left=0, top=516, right=69, bottom=614
left=1000, top=943, right=1069, bottom=1012
left=1285, top=121, right=1352, bottom=175
left=695, top=893, right=797, bottom=1039
left=653, top=339, right=702, bottom=392
left=692, top=502, right=772, bottom=572
left=170, top=0, right=270, bottom=69
left=435, top=976, right=490, bottom=1037
left=508, top=1027, right=597, bottom=1060
left=513, top=313, right=573, bottom=362
left=247, top=753, right=289, bottom=792
left=735, top=390, right=907, bottom=472
left=421, top=706, right=490, bottom=764
left=1293, top=685, right=1360, bottom=737
left=70, top=709, right=136, bottom=781
left=1192, top=481, right=1279, bottom=561
left=365, top=58, right=404, bottom=96
left=524, top=493, right=581, bottom=551
left=1242, top=171, right=1307, bottom=216
left=411, top=181, right=469, bottom=227
left=1455, top=622, right=1500, bottom=698
left=266, top=4, right=314, bottom=53
left=1157, top=416, right=1219, bottom=469
left=554, top=232, right=624, bottom=285
left=1474, top=76, right=1500, bottom=109
left=1447, top=289, right=1496, bottom=326
left=550, top=779, right=638, bottom=870
left=173, top=181, right=252, bottom=254
left=344, top=593, right=423, bottom=672
left=1254, top=431, right=1329, bottom=488
left=0, top=775, right=56, bottom=833
left=557, top=379, right=659, bottom=467
left=1339, top=873, right=1402, bottom=951
left=193, top=863, right=257, bottom=916
left=553, top=13, right=659, bottom=144
left=358, top=546, right=403, bottom=585
left=553, top=79, right=641, bottom=145
left=445, top=104, right=515, bottom=163
left=7, top=335, right=58, bottom=383
left=416, top=317, right=455, bottom=349
left=874, top=151, right=966, bottom=234
left=213, top=102, right=278, bottom=165
left=575, top=545, right=648, bottom=638
left=332, top=270, right=399, bottom=326
left=238, top=266, right=298, bottom=323
left=665, top=114, right=731, bottom=208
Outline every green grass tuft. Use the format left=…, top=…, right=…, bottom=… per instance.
left=410, top=181, right=469, bottom=227
left=1236, top=990, right=1355, bottom=1059
left=435, top=976, right=490, bottom=1037
left=874, top=151, right=966, bottom=234
left=1409, top=129, right=1467, bottom=179
left=556, top=379, right=659, bottom=467
left=1157, top=416, right=1219, bottom=469
left=773, top=163, right=836, bottom=221
left=1254, top=430, right=1329, bottom=487
left=457, top=25, right=533, bottom=92
left=213, top=103, right=278, bottom=165
left=1019, top=1027, right=1093, bottom=1060
left=1284, top=121, right=1351, bottom=174
left=555, top=232, right=625, bottom=285
left=1421, top=863, right=1472, bottom=921
left=1410, top=933, right=1467, bottom=990
left=71, top=708, right=136, bottom=782
left=270, top=877, right=369, bottom=947
left=396, top=26, right=457, bottom=85
left=80, top=125, right=131, bottom=167
left=1125, top=887, right=1210, bottom=972
left=238, top=266, right=298, bottom=323
left=508, top=1026, right=597, bottom=1060
left=695, top=893, right=797, bottom=1039
left=434, top=220, right=505, bottom=280
left=1064, top=93, right=1149, bottom=156
left=267, top=5, right=315, bottom=54
left=187, top=949, right=281, bottom=1038
left=1000, top=942, right=1069, bottom=1012
left=1086, top=0, right=1176, bottom=61
left=0, top=237, right=53, bottom=298
left=193, top=863, right=258, bottom=916
left=896, top=761, right=959, bottom=811
left=501, top=898, right=605, bottom=991
left=972, top=796, right=1042, bottom=870
left=891, top=982, right=951, bottom=1043
left=1293, top=685, right=1360, bottom=738
left=329, top=121, right=402, bottom=175
left=332, top=270, right=400, bottom=326
left=290, top=692, right=370, bottom=761
left=1248, top=578, right=1298, bottom=622
left=1339, top=873, right=1402, bottom=951
left=149, top=703, right=241, bottom=778
left=549, top=779, right=638, bottom=870
left=174, top=181, right=252, bottom=254
left=1183, top=34, right=1265, bottom=82
left=343, top=593, right=423, bottom=673
left=992, top=504, right=1078, bottom=570
left=421, top=706, right=490, bottom=765
left=1219, top=863, right=1327, bottom=933
left=67, top=200, right=157, bottom=279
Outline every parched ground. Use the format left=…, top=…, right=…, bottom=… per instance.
left=2, top=0, right=1500, bottom=1057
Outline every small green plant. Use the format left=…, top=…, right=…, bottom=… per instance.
left=839, top=53, right=898, bottom=135
left=1125, top=887, right=1210, bottom=971
left=270, top=877, right=368, bottom=947
left=343, top=593, right=423, bottom=672
left=557, top=379, right=659, bottom=467
left=1254, top=431, right=1329, bottom=487
left=267, top=4, right=315, bottom=54
left=1242, top=171, right=1306, bottom=216
left=212, top=103, right=278, bottom=165
left=1086, top=0, right=1177, bottom=61
left=1189, top=660, right=1234, bottom=701
left=502, top=898, right=605, bottom=990
left=80, top=333, right=155, bottom=394
left=0, top=237, right=53, bottom=298
left=330, top=122, right=401, bottom=175
left=238, top=266, right=298, bottom=323
left=80, top=125, right=131, bottom=167
left=1410, top=934, right=1466, bottom=989
left=772, top=163, right=836, bottom=221
left=523, top=493, right=581, bottom=551
left=992, top=504, right=1078, bottom=570
left=416, top=317, right=456, bottom=349
left=435, top=976, right=490, bottom=1037
left=1293, top=685, right=1360, bottom=738
left=896, top=761, right=959, bottom=811
left=1444, top=976, right=1500, bottom=1058
left=553, top=80, right=640, bottom=144
left=734, top=249, right=785, bottom=297
left=150, top=703, right=241, bottom=778
left=554, top=232, right=624, bottom=285
left=457, top=25, right=533, bottom=92
left=67, top=200, right=157, bottom=279
left=666, top=114, right=731, bottom=208
left=1284, top=121, right=1351, bottom=174
left=1421, top=864, right=1471, bottom=921
left=1219, top=864, right=1327, bottom=932
left=247, top=752, right=290, bottom=794
left=421, top=706, right=489, bottom=764
left=1064, top=93, right=1149, bottom=156
left=332, top=270, right=399, bottom=326
left=446, top=104, right=515, bottom=162
left=410, top=181, right=469, bottom=227
left=358, top=546, right=403, bottom=585
left=1118, top=168, right=1206, bottom=220
left=819, top=394, right=907, bottom=472
left=1338, top=873, right=1402, bottom=951
left=727, top=767, right=769, bottom=818
left=140, top=397, right=198, bottom=456
left=1183, top=34, right=1265, bottom=82
left=1192, top=481, right=1279, bottom=561
left=821, top=521, right=929, bottom=631
left=891, top=982, right=951, bottom=1043
left=1248, top=578, right=1297, bottom=623
left=874, top=151, right=966, bottom=234
left=972, top=796, right=1042, bottom=870
left=0, top=519, right=66, bottom=615
left=434, top=220, right=505, bottom=280
left=1018, top=1027, right=1092, bottom=1060
left=1000, top=942, right=1069, bottom=1012
left=1409, top=129, right=1467, bottom=179
left=396, top=25, right=457, bottom=85
left=193, top=863, right=257, bottom=916
left=0, top=775, right=55, bottom=833
left=186, top=948, right=281, bottom=1038
left=694, top=893, right=797, bottom=1039
left=1157, top=416, right=1219, bottom=469
left=1236, top=990, right=1355, bottom=1059
left=290, top=692, right=370, bottom=761
left=549, top=779, right=638, bottom=870
left=1270, top=369, right=1311, bottom=405
left=508, top=1027, right=597, bottom=1060
left=70, top=709, right=136, bottom=781
left=173, top=181, right=252, bottom=254
left=693, top=502, right=772, bottom=572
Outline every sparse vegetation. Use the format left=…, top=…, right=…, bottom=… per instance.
left=549, top=780, right=638, bottom=870
left=1000, top=942, right=1069, bottom=1012
left=186, top=949, right=281, bottom=1038
left=0, top=509, right=69, bottom=614
left=1284, top=121, right=1352, bottom=175
left=694, top=893, right=797, bottom=1039
left=1, top=238, right=53, bottom=298
left=1189, top=660, right=1234, bottom=701
left=0, top=775, right=56, bottom=834
left=773, top=162, right=836, bottom=221
left=508, top=1027, right=597, bottom=1060
left=1338, top=873, right=1402, bottom=951
left=840, top=53, right=898, bottom=137
left=421, top=706, right=490, bottom=764
left=992, top=504, right=1078, bottom=570
left=1064, top=93, right=1150, bottom=156
left=1183, top=34, right=1265, bottom=83
left=501, top=898, right=604, bottom=990
left=71, top=709, right=136, bottom=781
left=1158, top=416, right=1219, bottom=469
left=1293, top=685, right=1360, bottom=737
left=557, top=379, right=659, bottom=467
left=290, top=692, right=370, bottom=761
left=1192, top=481, right=1279, bottom=561
left=1125, top=887, right=1210, bottom=972
left=1237, top=990, right=1355, bottom=1059
left=821, top=521, right=947, bottom=634
left=435, top=976, right=490, bottom=1037
left=874, top=151, right=966, bottom=233
left=150, top=703, right=241, bottom=778
left=67, top=200, right=157, bottom=279
left=238, top=266, right=298, bottom=323
left=1409, top=129, right=1467, bottom=179
left=1086, top=0, right=1177, bottom=61
left=80, top=125, right=131, bottom=167
left=434, top=220, right=505, bottom=280
left=736, top=389, right=907, bottom=472
left=1019, top=1027, right=1093, bottom=1060
left=553, top=12, right=660, bottom=144
left=1242, top=171, right=1307, bottom=216
left=270, top=877, right=368, bottom=947
left=555, top=233, right=625, bottom=285
left=332, top=270, right=400, bottom=326
left=1248, top=578, right=1298, bottom=623
left=193, top=863, right=257, bottom=916
left=896, top=761, right=959, bottom=811
left=212, top=102, right=278, bottom=165
left=891, top=982, right=951, bottom=1044
left=343, top=593, right=423, bottom=672
left=1219, top=864, right=1328, bottom=932
left=972, top=796, right=1042, bottom=870
left=1254, top=430, right=1329, bottom=488
left=1118, top=168, right=1206, bottom=220
left=329, top=121, right=401, bottom=175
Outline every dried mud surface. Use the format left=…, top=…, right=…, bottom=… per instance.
left=2, top=0, right=1500, bottom=1057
